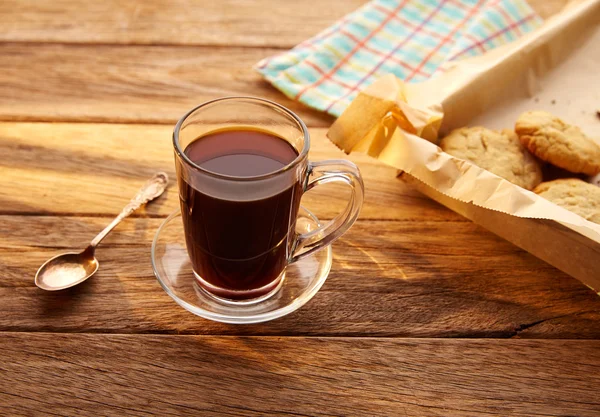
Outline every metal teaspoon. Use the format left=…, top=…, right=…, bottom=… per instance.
left=35, top=172, right=169, bottom=291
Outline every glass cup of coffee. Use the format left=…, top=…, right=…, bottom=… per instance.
left=173, top=97, right=364, bottom=302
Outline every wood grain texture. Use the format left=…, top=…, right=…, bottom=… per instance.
left=2, top=333, right=600, bottom=416
left=0, top=43, right=332, bottom=125
left=0, top=0, right=567, bottom=125
left=0, top=0, right=367, bottom=47
left=0, top=0, right=564, bottom=48
left=2, top=215, right=599, bottom=337
left=0, top=122, right=451, bottom=220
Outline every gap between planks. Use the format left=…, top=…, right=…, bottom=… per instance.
left=0, top=115, right=328, bottom=128
left=0, top=212, right=468, bottom=222
left=0, top=40, right=295, bottom=49
left=0, top=331, right=596, bottom=340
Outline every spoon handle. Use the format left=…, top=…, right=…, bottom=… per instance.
left=89, top=172, right=169, bottom=249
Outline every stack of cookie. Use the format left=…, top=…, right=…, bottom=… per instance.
left=440, top=111, right=600, bottom=224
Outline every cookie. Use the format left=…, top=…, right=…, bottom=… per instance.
left=534, top=179, right=600, bottom=225
left=515, top=111, right=600, bottom=176
left=440, top=127, right=542, bottom=190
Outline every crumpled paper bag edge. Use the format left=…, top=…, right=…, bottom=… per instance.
left=341, top=113, right=600, bottom=243
left=326, top=0, right=600, bottom=244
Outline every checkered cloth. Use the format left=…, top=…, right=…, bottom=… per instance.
left=255, top=0, right=542, bottom=117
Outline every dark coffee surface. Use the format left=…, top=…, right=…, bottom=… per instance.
left=179, top=128, right=302, bottom=296
left=185, top=128, right=298, bottom=177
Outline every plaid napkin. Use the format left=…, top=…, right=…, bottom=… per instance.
left=256, top=0, right=542, bottom=117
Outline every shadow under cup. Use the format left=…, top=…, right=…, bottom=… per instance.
left=173, top=97, right=364, bottom=302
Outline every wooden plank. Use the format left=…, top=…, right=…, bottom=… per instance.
left=0, top=43, right=332, bottom=126
left=1, top=333, right=599, bottom=416
left=2, top=215, right=599, bottom=337
left=0, top=1, right=567, bottom=126
left=0, top=0, right=366, bottom=47
left=0, top=0, right=564, bottom=48
left=0, top=122, right=453, bottom=221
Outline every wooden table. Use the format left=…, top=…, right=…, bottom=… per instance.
left=2, top=1, right=599, bottom=415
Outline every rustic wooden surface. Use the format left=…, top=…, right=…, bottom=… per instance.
left=2, top=334, right=600, bottom=416
left=2, top=0, right=599, bottom=415
left=0, top=0, right=366, bottom=47
left=0, top=43, right=333, bottom=125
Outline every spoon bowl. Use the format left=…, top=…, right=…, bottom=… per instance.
left=35, top=248, right=98, bottom=291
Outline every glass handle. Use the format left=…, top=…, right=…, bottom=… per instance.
left=291, top=160, right=364, bottom=263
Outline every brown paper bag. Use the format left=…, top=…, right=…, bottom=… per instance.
left=328, top=0, right=600, bottom=292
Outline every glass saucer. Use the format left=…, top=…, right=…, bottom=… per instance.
left=151, top=207, right=332, bottom=324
